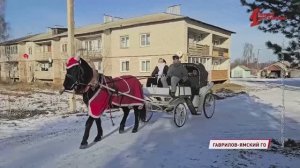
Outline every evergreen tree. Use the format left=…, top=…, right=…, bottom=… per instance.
left=241, top=0, right=300, bottom=67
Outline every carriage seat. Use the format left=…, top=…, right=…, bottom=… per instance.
left=143, top=86, right=191, bottom=97
left=174, top=86, right=192, bottom=97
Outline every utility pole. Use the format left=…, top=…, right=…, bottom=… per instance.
left=67, top=0, right=75, bottom=56
left=67, top=0, right=76, bottom=112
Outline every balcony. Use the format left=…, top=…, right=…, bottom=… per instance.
left=188, top=43, right=209, bottom=56
left=35, top=70, right=53, bottom=80
left=2, top=54, right=19, bottom=62
left=211, top=70, right=228, bottom=81
left=212, top=46, right=229, bottom=58
left=80, top=49, right=103, bottom=60
left=35, top=52, right=52, bottom=61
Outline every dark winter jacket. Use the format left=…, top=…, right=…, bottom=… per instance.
left=167, top=63, right=188, bottom=80
left=151, top=65, right=168, bottom=77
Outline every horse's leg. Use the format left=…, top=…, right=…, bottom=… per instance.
left=94, top=117, right=103, bottom=142
left=81, top=116, right=94, bottom=146
left=132, top=106, right=140, bottom=133
left=119, top=107, right=129, bottom=134
left=139, top=105, right=146, bottom=122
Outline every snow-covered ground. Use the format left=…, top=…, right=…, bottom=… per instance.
left=0, top=82, right=300, bottom=168
left=231, top=77, right=300, bottom=87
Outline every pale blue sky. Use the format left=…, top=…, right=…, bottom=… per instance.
left=5, top=0, right=285, bottom=62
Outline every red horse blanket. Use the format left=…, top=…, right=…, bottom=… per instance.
left=88, top=75, right=144, bottom=118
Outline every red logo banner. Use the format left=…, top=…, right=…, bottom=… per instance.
left=250, top=8, right=287, bottom=27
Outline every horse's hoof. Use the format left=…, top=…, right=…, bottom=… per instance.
left=132, top=128, right=138, bottom=133
left=79, top=144, right=88, bottom=149
left=119, top=127, right=125, bottom=134
left=94, top=136, right=102, bottom=142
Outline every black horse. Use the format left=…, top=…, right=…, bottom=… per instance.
left=63, top=56, right=145, bottom=148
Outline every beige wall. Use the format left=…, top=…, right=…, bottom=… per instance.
left=0, top=17, right=233, bottom=84
left=52, top=40, right=64, bottom=83
left=18, top=43, right=27, bottom=82
left=107, top=20, right=187, bottom=77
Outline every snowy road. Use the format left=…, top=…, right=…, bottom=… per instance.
left=0, top=82, right=300, bottom=168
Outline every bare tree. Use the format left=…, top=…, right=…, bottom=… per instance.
left=241, top=0, right=300, bottom=67
left=0, top=0, right=8, bottom=41
left=242, top=43, right=255, bottom=65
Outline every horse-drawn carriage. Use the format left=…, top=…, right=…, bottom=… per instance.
left=143, top=63, right=215, bottom=127
left=62, top=57, right=216, bottom=147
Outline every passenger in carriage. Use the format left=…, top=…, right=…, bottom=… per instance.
left=161, top=55, right=188, bottom=97
left=146, top=58, right=168, bottom=87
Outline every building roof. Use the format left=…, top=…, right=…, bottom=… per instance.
left=233, top=65, right=251, bottom=71
left=22, top=33, right=53, bottom=42
left=0, top=34, right=37, bottom=45
left=264, top=64, right=282, bottom=71
left=277, top=61, right=291, bottom=68
left=2, top=13, right=235, bottom=43
left=264, top=62, right=289, bottom=71
left=54, top=13, right=235, bottom=38
left=82, top=13, right=186, bottom=34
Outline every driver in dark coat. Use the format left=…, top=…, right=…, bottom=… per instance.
left=161, top=55, right=188, bottom=97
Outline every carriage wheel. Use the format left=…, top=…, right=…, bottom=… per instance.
left=203, top=93, right=215, bottom=119
left=141, top=101, right=154, bottom=122
left=174, top=103, right=187, bottom=127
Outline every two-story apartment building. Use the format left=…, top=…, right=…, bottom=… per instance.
left=0, top=9, right=234, bottom=84
left=0, top=35, right=36, bottom=81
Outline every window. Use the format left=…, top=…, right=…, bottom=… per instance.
left=120, top=60, right=129, bottom=72
left=42, top=45, right=51, bottom=52
left=188, top=57, right=208, bottom=64
left=140, top=60, right=150, bottom=72
left=120, top=36, right=129, bottom=48
left=97, top=39, right=102, bottom=50
left=28, top=47, right=32, bottom=54
left=62, top=44, right=67, bottom=52
left=140, top=33, right=150, bottom=47
left=41, top=63, right=49, bottom=71
left=88, top=41, right=92, bottom=51
left=193, top=35, right=202, bottom=43
left=5, top=46, right=10, bottom=55
left=82, top=39, right=101, bottom=51
left=10, top=46, right=18, bottom=54
left=188, top=57, right=200, bottom=64
left=213, top=39, right=221, bottom=46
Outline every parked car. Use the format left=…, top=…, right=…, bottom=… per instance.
left=268, top=72, right=278, bottom=78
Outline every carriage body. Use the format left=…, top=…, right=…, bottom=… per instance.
left=143, top=63, right=216, bottom=127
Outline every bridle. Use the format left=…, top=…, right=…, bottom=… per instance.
left=65, top=63, right=103, bottom=93
left=66, top=64, right=87, bottom=91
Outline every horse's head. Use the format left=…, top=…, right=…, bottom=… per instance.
left=63, top=56, right=94, bottom=94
